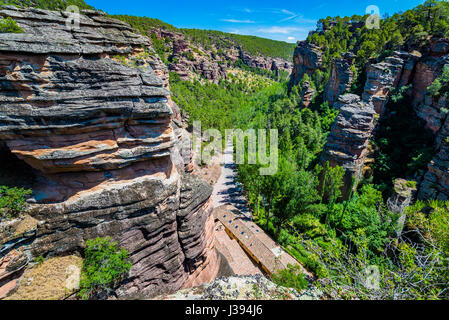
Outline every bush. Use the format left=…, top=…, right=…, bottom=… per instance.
left=79, top=237, right=132, bottom=300
left=0, top=17, right=24, bottom=33
left=0, top=186, right=32, bottom=220
left=271, top=264, right=309, bottom=292
left=427, top=66, right=449, bottom=97
left=292, top=214, right=327, bottom=238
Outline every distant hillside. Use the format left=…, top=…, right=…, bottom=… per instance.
left=181, top=29, right=296, bottom=61
left=112, top=15, right=296, bottom=61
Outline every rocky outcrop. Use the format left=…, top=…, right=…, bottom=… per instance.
left=418, top=114, right=449, bottom=200
left=299, top=80, right=316, bottom=108
left=319, top=52, right=421, bottom=197
left=320, top=94, right=376, bottom=198
left=325, top=52, right=356, bottom=106
left=290, top=41, right=322, bottom=87
left=0, top=6, right=218, bottom=298
left=362, top=52, right=419, bottom=115
left=168, top=45, right=228, bottom=83
left=155, top=275, right=323, bottom=300
left=387, top=179, right=417, bottom=236
left=240, top=50, right=292, bottom=74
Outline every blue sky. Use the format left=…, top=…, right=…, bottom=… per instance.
left=86, top=0, right=425, bottom=43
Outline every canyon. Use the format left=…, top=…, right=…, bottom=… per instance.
left=0, top=1, right=448, bottom=302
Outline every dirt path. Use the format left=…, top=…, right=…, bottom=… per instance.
left=211, top=144, right=313, bottom=278
left=211, top=143, right=251, bottom=218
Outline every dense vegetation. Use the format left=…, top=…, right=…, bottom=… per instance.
left=371, top=93, right=436, bottom=197
left=169, top=71, right=276, bottom=133
left=0, top=186, right=31, bottom=220
left=111, top=14, right=178, bottom=33
left=0, top=0, right=93, bottom=10
left=79, top=237, right=132, bottom=300
left=182, top=29, right=296, bottom=60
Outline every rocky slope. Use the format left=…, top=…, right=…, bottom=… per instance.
left=0, top=6, right=219, bottom=298
left=320, top=51, right=415, bottom=198
left=155, top=275, right=322, bottom=300
left=149, top=28, right=293, bottom=83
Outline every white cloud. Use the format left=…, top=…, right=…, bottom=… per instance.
left=221, top=19, right=255, bottom=23
left=257, top=26, right=307, bottom=34
left=279, top=9, right=299, bottom=22
left=287, top=36, right=295, bottom=40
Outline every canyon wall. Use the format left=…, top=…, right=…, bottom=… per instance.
left=290, top=41, right=322, bottom=87
left=413, top=39, right=449, bottom=200
left=316, top=50, right=421, bottom=197
left=0, top=6, right=219, bottom=298
left=320, top=94, right=376, bottom=198
left=325, top=52, right=356, bottom=107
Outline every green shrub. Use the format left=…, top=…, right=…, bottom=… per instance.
left=0, top=186, right=32, bottom=219
left=271, top=264, right=309, bottom=292
left=427, top=66, right=449, bottom=97
left=0, top=17, right=24, bottom=33
left=34, top=255, right=45, bottom=265
left=292, top=214, right=327, bottom=238
left=79, top=237, right=132, bottom=300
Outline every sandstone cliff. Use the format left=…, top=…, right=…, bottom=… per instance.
left=290, top=41, right=322, bottom=87
left=320, top=94, right=376, bottom=198
left=0, top=6, right=219, bottom=298
left=325, top=52, right=356, bottom=106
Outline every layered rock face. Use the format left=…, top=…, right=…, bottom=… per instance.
left=290, top=41, right=322, bottom=87
left=0, top=7, right=218, bottom=298
left=414, top=39, right=449, bottom=200
left=362, top=52, right=418, bottom=115
left=325, top=52, right=356, bottom=106
left=299, top=80, right=316, bottom=108
left=320, top=94, right=376, bottom=198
